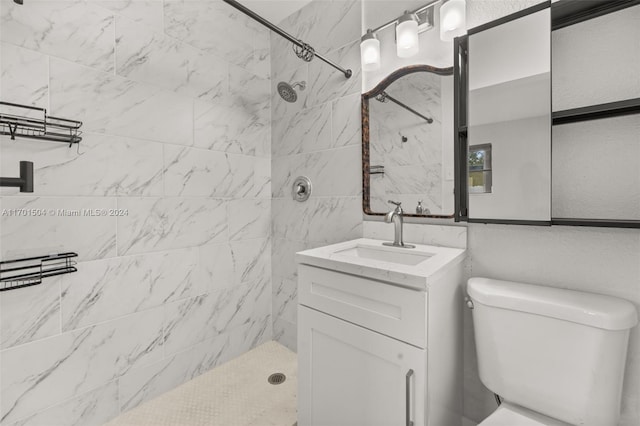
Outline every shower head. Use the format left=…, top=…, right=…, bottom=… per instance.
left=277, top=81, right=306, bottom=103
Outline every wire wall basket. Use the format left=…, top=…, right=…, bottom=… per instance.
left=0, top=252, right=79, bottom=292
left=0, top=101, right=82, bottom=146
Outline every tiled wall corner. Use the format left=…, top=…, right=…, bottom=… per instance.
left=270, top=0, right=363, bottom=351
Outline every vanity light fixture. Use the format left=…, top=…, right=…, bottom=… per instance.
left=360, top=0, right=465, bottom=69
left=440, top=0, right=467, bottom=41
left=360, top=29, right=381, bottom=71
left=396, top=11, right=420, bottom=58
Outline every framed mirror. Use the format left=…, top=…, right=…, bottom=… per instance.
left=362, top=65, right=455, bottom=218
left=465, top=5, right=551, bottom=223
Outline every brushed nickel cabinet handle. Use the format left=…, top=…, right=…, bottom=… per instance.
left=406, top=369, right=414, bottom=426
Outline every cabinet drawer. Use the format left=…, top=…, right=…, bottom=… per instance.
left=298, top=264, right=427, bottom=348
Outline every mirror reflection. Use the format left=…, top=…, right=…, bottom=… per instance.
left=364, top=66, right=454, bottom=217
left=467, top=8, right=551, bottom=221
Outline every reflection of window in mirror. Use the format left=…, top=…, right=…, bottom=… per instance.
left=469, top=144, right=492, bottom=194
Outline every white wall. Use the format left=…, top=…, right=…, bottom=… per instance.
left=0, top=1, right=272, bottom=424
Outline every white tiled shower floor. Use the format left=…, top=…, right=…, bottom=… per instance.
left=105, top=341, right=297, bottom=426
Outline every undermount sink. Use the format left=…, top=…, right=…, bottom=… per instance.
left=335, top=244, right=434, bottom=266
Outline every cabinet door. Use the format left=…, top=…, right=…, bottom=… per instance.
left=298, top=306, right=426, bottom=426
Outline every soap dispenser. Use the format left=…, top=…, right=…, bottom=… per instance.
left=416, top=200, right=424, bottom=214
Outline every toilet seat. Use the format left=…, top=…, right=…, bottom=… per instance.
left=479, top=403, right=573, bottom=426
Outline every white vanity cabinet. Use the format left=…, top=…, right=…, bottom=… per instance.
left=296, top=239, right=465, bottom=426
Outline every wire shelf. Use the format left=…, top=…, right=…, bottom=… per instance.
left=0, top=101, right=82, bottom=146
left=0, top=252, right=78, bottom=292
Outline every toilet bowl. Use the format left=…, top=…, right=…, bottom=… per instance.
left=467, top=277, right=638, bottom=426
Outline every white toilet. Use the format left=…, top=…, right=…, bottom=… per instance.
left=467, top=277, right=638, bottom=426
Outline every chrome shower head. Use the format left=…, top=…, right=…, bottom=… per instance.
left=277, top=81, right=306, bottom=103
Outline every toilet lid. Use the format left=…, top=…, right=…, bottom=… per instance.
left=479, top=403, right=572, bottom=426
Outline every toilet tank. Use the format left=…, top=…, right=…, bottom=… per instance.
left=467, top=278, right=638, bottom=426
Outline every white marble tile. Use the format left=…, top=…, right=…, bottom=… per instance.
left=0, top=276, right=61, bottom=350
left=117, top=345, right=202, bottom=413
left=163, top=0, right=258, bottom=68
left=271, top=238, right=309, bottom=281
left=253, top=157, right=271, bottom=199
left=230, top=64, right=271, bottom=105
left=234, top=99, right=271, bottom=158
left=91, top=0, right=164, bottom=31
left=163, top=145, right=232, bottom=197
left=272, top=102, right=331, bottom=156
left=199, top=242, right=235, bottom=292
left=227, top=154, right=259, bottom=199
left=306, top=40, right=361, bottom=108
left=118, top=321, right=263, bottom=412
left=269, top=33, right=301, bottom=86
left=49, top=58, right=193, bottom=145
left=272, top=196, right=362, bottom=244
left=193, top=97, right=245, bottom=155
left=199, top=237, right=270, bottom=293
left=193, top=97, right=270, bottom=157
left=241, top=44, right=271, bottom=81
left=230, top=237, right=271, bottom=286
left=273, top=317, right=296, bottom=353
left=60, top=248, right=200, bottom=331
left=115, top=16, right=228, bottom=102
left=163, top=278, right=269, bottom=357
left=272, top=145, right=361, bottom=198
left=116, top=198, right=228, bottom=255
left=0, top=43, right=48, bottom=107
left=1, top=132, right=163, bottom=197
left=273, top=276, right=297, bottom=325
left=1, top=0, right=115, bottom=72
left=279, top=0, right=361, bottom=55
left=8, top=381, right=119, bottom=426
left=0, top=197, right=117, bottom=261
left=332, top=92, right=361, bottom=148
left=163, top=293, right=214, bottom=356
left=0, top=307, right=163, bottom=423
left=228, top=199, right=271, bottom=241
left=235, top=312, right=272, bottom=352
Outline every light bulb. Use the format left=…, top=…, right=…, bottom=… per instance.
left=360, top=29, right=380, bottom=72
left=440, top=0, right=466, bottom=41
left=396, top=12, right=419, bottom=58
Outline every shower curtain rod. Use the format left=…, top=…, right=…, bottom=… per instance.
left=376, top=92, right=433, bottom=123
left=222, top=0, right=352, bottom=78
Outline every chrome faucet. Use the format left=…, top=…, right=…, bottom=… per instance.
left=383, top=201, right=415, bottom=249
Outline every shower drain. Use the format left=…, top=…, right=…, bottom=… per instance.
left=268, top=373, right=286, bottom=385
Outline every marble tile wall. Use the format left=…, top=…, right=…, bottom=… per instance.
left=270, top=0, right=363, bottom=351
left=0, top=0, right=271, bottom=424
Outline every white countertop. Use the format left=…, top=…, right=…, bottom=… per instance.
left=296, top=238, right=466, bottom=291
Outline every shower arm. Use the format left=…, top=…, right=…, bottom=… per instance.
left=222, top=0, right=352, bottom=79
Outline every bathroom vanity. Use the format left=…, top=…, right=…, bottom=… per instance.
left=296, top=239, right=466, bottom=426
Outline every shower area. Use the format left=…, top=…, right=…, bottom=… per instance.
left=0, top=0, right=363, bottom=424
